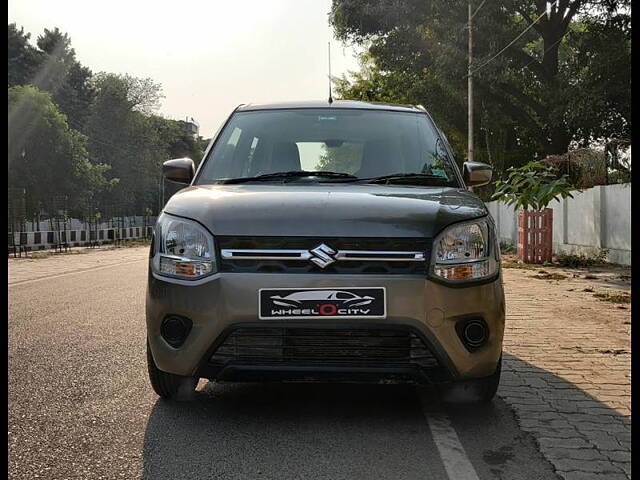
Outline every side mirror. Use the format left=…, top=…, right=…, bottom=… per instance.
left=463, top=161, right=492, bottom=187
left=163, top=158, right=195, bottom=184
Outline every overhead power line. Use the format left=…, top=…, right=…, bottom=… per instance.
left=457, top=0, right=486, bottom=39
left=521, top=36, right=563, bottom=71
left=470, top=0, right=486, bottom=21
left=466, top=0, right=559, bottom=78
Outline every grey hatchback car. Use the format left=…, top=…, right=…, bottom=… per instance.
left=146, top=100, right=505, bottom=402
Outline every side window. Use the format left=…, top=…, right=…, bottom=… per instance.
left=437, top=127, right=462, bottom=170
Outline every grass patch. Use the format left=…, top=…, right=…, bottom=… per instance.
left=593, top=291, right=631, bottom=304
left=9, top=239, right=150, bottom=260
left=531, top=272, right=567, bottom=280
left=502, top=261, right=538, bottom=270
left=554, top=249, right=609, bottom=268
left=499, top=242, right=516, bottom=254
left=11, top=249, right=90, bottom=260
left=105, top=238, right=151, bottom=248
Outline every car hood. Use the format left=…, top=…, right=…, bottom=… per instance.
left=163, top=184, right=488, bottom=238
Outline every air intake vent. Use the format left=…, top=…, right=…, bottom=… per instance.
left=208, top=326, right=450, bottom=382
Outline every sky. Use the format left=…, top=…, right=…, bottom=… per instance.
left=8, top=0, right=362, bottom=138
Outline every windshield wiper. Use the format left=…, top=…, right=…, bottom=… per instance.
left=217, top=170, right=357, bottom=184
left=357, top=172, right=451, bottom=185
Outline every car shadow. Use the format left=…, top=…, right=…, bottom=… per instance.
left=498, top=353, right=631, bottom=437
left=142, top=382, right=442, bottom=479
left=142, top=354, right=630, bottom=480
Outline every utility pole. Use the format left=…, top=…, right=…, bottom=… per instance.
left=467, top=1, right=474, bottom=163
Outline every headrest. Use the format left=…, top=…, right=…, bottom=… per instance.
left=271, top=142, right=301, bottom=172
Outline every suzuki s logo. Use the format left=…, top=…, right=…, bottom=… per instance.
left=309, top=243, right=337, bottom=268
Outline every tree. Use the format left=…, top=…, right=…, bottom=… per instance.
left=148, top=115, right=206, bottom=161
left=8, top=85, right=115, bottom=219
left=8, top=24, right=42, bottom=87
left=8, top=27, right=204, bottom=218
left=84, top=73, right=155, bottom=215
left=33, top=27, right=96, bottom=129
left=330, top=0, right=630, bottom=177
left=85, top=73, right=196, bottom=215
left=148, top=116, right=209, bottom=203
left=8, top=25, right=96, bottom=129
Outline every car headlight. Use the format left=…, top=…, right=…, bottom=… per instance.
left=151, top=213, right=216, bottom=280
left=431, top=217, right=499, bottom=282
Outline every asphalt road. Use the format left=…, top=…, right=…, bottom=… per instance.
left=8, top=249, right=560, bottom=479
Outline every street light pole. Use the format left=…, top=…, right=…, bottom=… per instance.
left=468, top=1, right=474, bottom=163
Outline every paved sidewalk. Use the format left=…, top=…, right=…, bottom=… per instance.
left=500, top=263, right=631, bottom=480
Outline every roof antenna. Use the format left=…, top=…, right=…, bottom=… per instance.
left=327, top=41, right=333, bottom=104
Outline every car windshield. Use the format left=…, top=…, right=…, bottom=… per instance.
left=195, top=108, right=460, bottom=186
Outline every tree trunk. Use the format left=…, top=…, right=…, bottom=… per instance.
left=540, top=18, right=571, bottom=155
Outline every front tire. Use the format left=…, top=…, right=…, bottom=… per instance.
left=441, top=355, right=502, bottom=404
left=146, top=340, right=197, bottom=400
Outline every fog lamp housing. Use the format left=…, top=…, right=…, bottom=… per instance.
left=455, top=318, right=489, bottom=351
left=161, top=315, right=192, bottom=348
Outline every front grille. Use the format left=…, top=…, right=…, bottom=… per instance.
left=217, top=237, right=430, bottom=274
left=209, top=327, right=449, bottom=381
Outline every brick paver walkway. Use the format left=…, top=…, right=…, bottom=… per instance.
left=500, top=265, right=631, bottom=480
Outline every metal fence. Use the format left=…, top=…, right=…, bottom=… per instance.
left=7, top=188, right=159, bottom=256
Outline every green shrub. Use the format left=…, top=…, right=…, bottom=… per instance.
left=499, top=241, right=516, bottom=254
left=554, top=249, right=609, bottom=267
left=491, top=161, right=574, bottom=210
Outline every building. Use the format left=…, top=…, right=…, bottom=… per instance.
left=180, top=117, right=200, bottom=136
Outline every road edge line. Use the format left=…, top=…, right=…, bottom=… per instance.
left=8, top=259, right=146, bottom=287
left=419, top=389, right=481, bottom=480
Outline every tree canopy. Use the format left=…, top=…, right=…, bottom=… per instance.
left=330, top=0, right=631, bottom=177
left=8, top=85, right=116, bottom=219
left=7, top=24, right=209, bottom=224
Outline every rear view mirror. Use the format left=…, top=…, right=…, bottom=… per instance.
left=163, top=158, right=195, bottom=184
left=324, top=139, right=344, bottom=148
left=463, top=162, right=492, bottom=187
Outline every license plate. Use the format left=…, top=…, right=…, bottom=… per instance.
left=259, top=287, right=386, bottom=320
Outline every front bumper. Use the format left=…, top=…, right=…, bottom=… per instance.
left=146, top=269, right=505, bottom=382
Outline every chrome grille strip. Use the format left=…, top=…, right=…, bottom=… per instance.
left=221, top=249, right=312, bottom=261
left=335, top=250, right=425, bottom=262
left=221, top=248, right=425, bottom=262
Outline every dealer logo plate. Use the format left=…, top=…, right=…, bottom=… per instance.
left=258, top=287, right=386, bottom=320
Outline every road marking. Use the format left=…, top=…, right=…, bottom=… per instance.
left=419, top=390, right=480, bottom=480
left=8, top=259, right=146, bottom=287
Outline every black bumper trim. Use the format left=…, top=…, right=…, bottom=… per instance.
left=194, top=322, right=458, bottom=385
